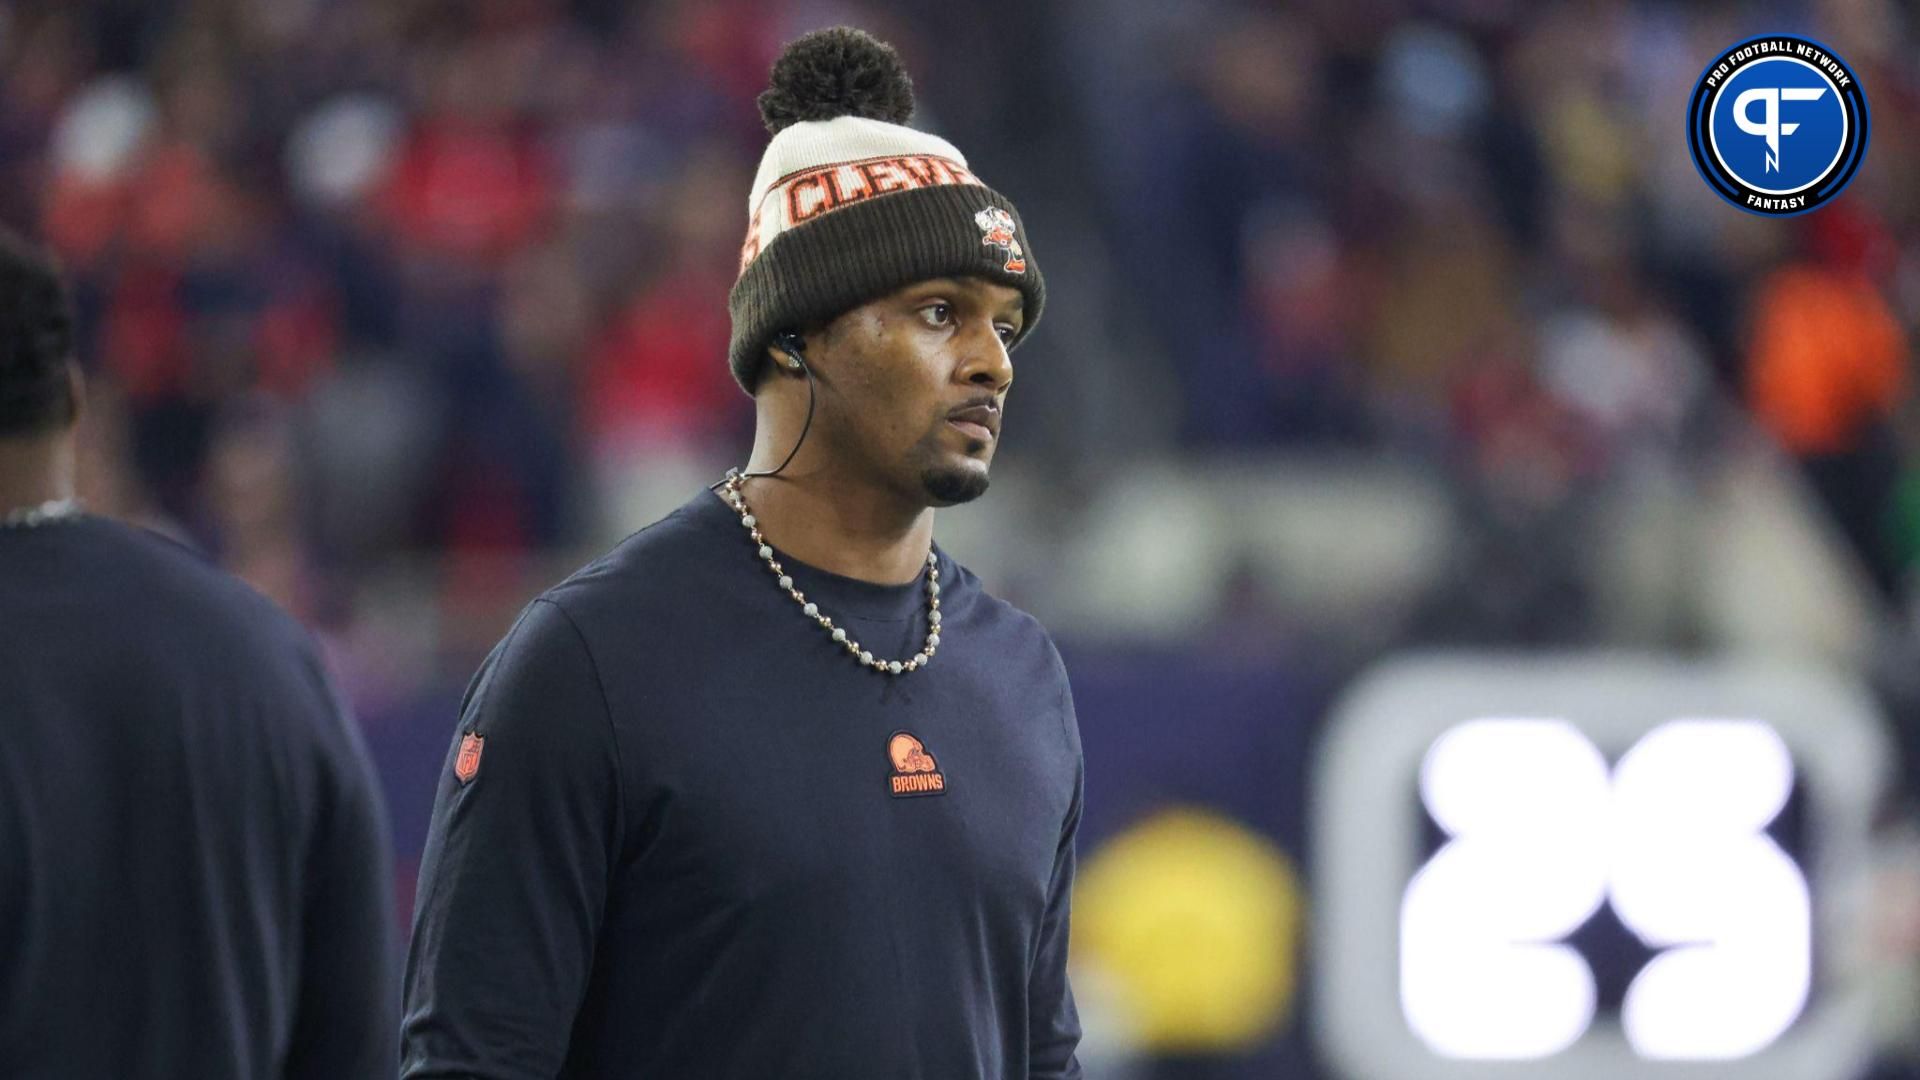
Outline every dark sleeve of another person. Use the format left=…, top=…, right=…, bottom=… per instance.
left=1030, top=667, right=1086, bottom=1080
left=284, top=641, right=399, bottom=1080
left=401, top=598, right=622, bottom=1080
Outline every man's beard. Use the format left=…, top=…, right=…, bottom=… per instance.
left=920, top=463, right=989, bottom=505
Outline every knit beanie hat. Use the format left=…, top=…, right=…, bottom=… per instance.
left=727, top=27, right=1045, bottom=395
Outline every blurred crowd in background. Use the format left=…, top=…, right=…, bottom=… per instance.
left=6, top=0, right=1920, bottom=1075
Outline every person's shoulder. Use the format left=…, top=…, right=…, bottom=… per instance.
left=944, top=554, right=1079, bottom=755
left=533, top=490, right=730, bottom=641
left=66, top=519, right=352, bottom=754
left=943, top=554, right=1068, bottom=679
left=92, top=518, right=318, bottom=660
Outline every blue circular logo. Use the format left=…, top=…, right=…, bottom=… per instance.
left=1687, top=35, right=1868, bottom=216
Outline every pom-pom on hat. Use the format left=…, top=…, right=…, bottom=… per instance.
left=727, top=27, right=1045, bottom=394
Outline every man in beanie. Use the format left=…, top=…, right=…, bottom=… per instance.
left=0, top=228, right=396, bottom=1076
left=402, top=26, right=1082, bottom=1080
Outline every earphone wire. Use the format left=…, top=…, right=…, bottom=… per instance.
left=709, top=353, right=818, bottom=491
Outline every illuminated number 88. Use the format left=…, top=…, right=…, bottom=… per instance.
left=1399, top=718, right=1808, bottom=1060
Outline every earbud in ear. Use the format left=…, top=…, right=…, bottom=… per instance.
left=774, top=332, right=808, bottom=373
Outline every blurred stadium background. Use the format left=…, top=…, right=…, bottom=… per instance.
left=6, top=0, right=1920, bottom=1076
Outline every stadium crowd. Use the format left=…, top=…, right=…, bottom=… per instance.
left=4, top=0, right=1919, bottom=1073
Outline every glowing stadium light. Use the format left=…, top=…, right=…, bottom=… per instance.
left=1611, top=721, right=1809, bottom=1060
left=1402, top=720, right=1610, bottom=1058
left=1401, top=718, right=1810, bottom=1061
left=1314, top=656, right=1889, bottom=1080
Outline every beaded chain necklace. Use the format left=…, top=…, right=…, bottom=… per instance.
left=721, top=473, right=940, bottom=676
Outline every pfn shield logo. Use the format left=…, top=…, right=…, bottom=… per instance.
left=1687, top=35, right=1868, bottom=216
left=454, top=732, right=485, bottom=785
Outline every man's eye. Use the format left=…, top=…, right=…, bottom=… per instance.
left=921, top=303, right=953, bottom=327
left=996, top=325, right=1016, bottom=344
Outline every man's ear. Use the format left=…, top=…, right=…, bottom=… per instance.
left=766, top=330, right=811, bottom=375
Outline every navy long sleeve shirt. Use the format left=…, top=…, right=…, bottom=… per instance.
left=0, top=516, right=396, bottom=1078
left=403, top=485, right=1083, bottom=1078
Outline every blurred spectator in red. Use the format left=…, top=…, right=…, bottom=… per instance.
left=379, top=40, right=554, bottom=268
left=575, top=136, right=748, bottom=457
left=1745, top=205, right=1909, bottom=600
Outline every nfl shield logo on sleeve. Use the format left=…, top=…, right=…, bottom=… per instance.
left=454, top=732, right=485, bottom=784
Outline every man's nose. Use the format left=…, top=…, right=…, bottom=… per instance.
left=960, top=324, right=1013, bottom=392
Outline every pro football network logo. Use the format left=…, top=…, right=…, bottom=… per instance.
left=1687, top=35, right=1868, bottom=216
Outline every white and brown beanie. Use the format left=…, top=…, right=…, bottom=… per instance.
left=727, top=27, right=1046, bottom=394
